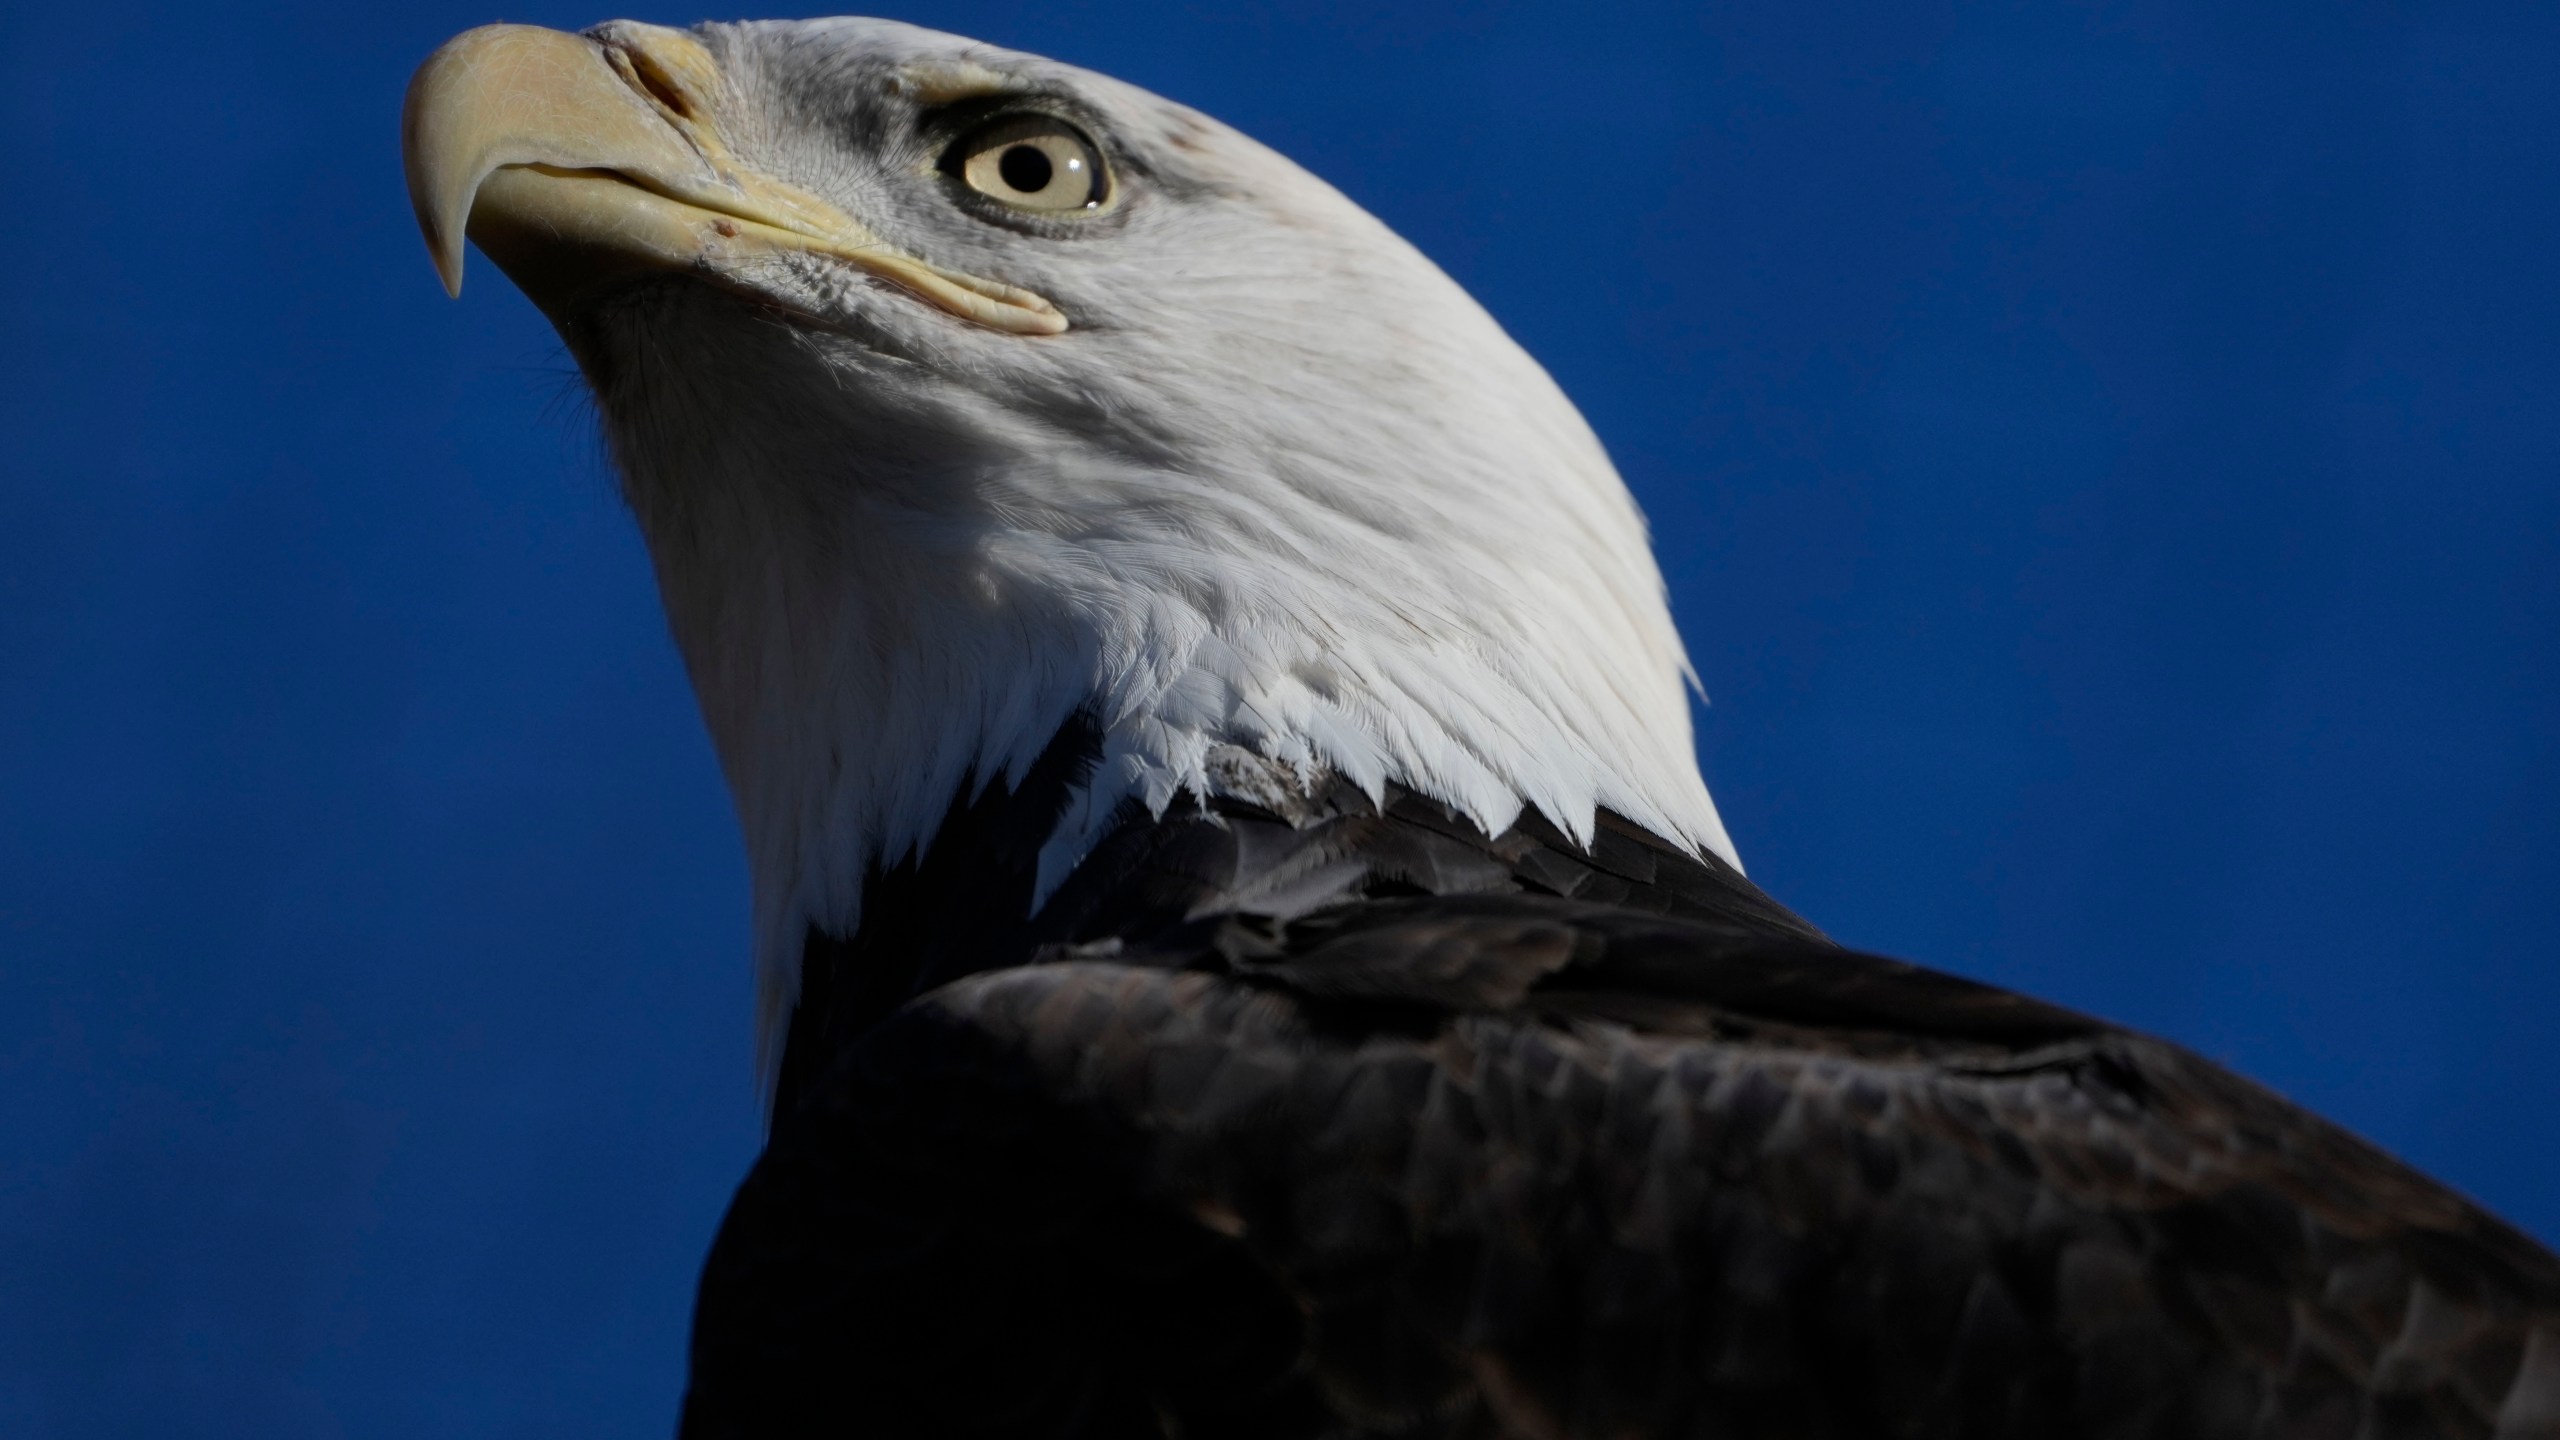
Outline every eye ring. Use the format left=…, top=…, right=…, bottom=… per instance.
left=942, top=114, right=1111, bottom=215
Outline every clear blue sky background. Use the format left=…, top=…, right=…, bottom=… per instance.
left=4, top=1, right=2555, bottom=1434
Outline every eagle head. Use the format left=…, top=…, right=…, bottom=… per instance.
left=403, top=17, right=1734, bottom=1065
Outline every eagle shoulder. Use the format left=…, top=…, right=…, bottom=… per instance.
left=686, top=891, right=2560, bottom=1439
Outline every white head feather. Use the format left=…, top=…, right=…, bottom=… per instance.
left=555, top=18, right=1738, bottom=1065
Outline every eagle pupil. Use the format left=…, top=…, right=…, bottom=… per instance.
left=999, top=145, right=1053, bottom=194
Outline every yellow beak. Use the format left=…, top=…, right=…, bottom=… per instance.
left=400, top=22, right=1067, bottom=335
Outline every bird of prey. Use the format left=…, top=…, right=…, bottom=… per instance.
left=402, top=17, right=2560, bottom=1439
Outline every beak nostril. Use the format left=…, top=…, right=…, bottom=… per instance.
left=621, top=50, right=697, bottom=121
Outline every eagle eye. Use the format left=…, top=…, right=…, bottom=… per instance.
left=944, top=115, right=1111, bottom=215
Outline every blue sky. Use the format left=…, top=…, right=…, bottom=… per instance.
left=4, top=2, right=2556, bottom=1434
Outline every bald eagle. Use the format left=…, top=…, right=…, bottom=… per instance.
left=403, top=18, right=2560, bottom=1439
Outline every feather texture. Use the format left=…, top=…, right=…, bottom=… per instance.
left=686, top=746, right=2560, bottom=1439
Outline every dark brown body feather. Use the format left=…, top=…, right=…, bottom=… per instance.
left=683, top=723, right=2560, bottom=1439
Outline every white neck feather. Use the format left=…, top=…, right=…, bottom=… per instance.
left=592, top=88, right=1738, bottom=1074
